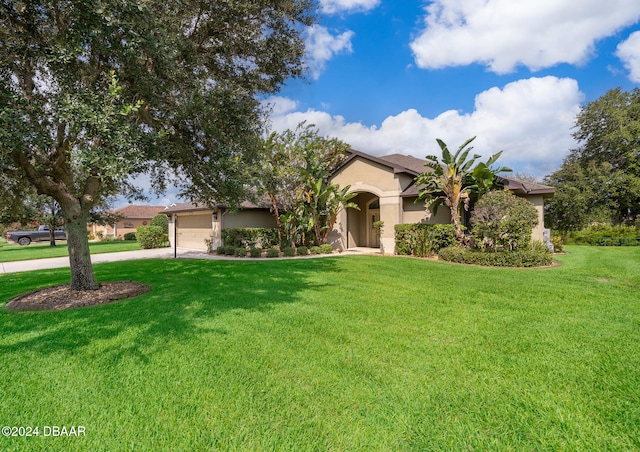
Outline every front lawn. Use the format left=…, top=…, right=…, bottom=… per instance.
left=1, top=247, right=639, bottom=450
left=0, top=240, right=142, bottom=263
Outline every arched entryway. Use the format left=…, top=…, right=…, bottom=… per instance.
left=346, top=192, right=381, bottom=248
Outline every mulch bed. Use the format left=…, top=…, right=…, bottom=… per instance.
left=5, top=281, right=151, bottom=311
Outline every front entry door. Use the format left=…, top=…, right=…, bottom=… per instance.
left=369, top=211, right=380, bottom=248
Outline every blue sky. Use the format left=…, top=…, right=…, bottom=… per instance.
left=133, top=0, right=640, bottom=207
left=267, top=0, right=640, bottom=178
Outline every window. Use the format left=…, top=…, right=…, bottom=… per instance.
left=123, top=221, right=134, bottom=228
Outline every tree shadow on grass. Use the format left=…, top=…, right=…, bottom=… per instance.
left=0, top=257, right=344, bottom=363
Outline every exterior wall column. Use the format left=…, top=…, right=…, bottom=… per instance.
left=379, top=195, right=401, bottom=255
left=168, top=214, right=176, bottom=248
left=212, top=210, right=222, bottom=250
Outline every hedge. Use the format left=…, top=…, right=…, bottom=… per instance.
left=438, top=246, right=553, bottom=267
left=222, top=228, right=278, bottom=249
left=564, top=225, right=640, bottom=246
left=394, top=224, right=456, bottom=257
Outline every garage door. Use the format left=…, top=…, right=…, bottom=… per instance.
left=177, top=214, right=212, bottom=250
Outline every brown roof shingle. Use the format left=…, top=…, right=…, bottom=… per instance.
left=342, top=149, right=555, bottom=197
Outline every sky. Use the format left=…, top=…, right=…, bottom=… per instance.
left=267, top=0, right=640, bottom=177
left=132, top=0, right=640, bottom=207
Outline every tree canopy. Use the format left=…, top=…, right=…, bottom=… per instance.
left=545, top=88, right=640, bottom=230
left=0, top=0, right=314, bottom=289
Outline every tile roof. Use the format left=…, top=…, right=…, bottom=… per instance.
left=113, top=205, right=166, bottom=218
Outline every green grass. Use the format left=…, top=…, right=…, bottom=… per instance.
left=1, top=246, right=639, bottom=451
left=0, top=240, right=142, bottom=262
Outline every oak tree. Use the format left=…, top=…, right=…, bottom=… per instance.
left=544, top=88, right=640, bottom=229
left=0, top=0, right=314, bottom=289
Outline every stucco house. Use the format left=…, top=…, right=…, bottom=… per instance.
left=89, top=204, right=166, bottom=239
left=165, top=149, right=555, bottom=253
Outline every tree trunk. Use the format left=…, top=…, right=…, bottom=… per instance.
left=450, top=199, right=465, bottom=246
left=63, top=204, right=99, bottom=290
left=48, top=203, right=57, bottom=246
left=268, top=192, right=282, bottom=245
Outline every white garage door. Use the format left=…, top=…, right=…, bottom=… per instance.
left=177, top=214, right=212, bottom=250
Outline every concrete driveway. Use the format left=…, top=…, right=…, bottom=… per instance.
left=0, top=247, right=207, bottom=274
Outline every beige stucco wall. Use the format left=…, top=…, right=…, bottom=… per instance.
left=525, top=194, right=546, bottom=242
left=222, top=210, right=276, bottom=229
left=332, top=158, right=403, bottom=192
left=401, top=197, right=451, bottom=225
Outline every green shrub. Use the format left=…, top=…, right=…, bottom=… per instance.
left=438, top=246, right=553, bottom=267
left=394, top=224, right=456, bottom=257
left=215, top=246, right=225, bottom=255
left=223, top=245, right=236, bottom=256
left=296, top=246, right=309, bottom=256
left=249, top=247, right=262, bottom=258
left=282, top=246, right=296, bottom=257
left=136, top=226, right=165, bottom=249
left=235, top=247, right=247, bottom=257
left=150, top=214, right=169, bottom=234
left=565, top=225, right=639, bottom=246
left=471, top=190, right=538, bottom=252
left=222, top=228, right=278, bottom=249
left=310, top=246, right=322, bottom=255
left=266, top=247, right=280, bottom=258
left=123, top=232, right=136, bottom=241
left=550, top=234, right=564, bottom=252
left=530, top=240, right=551, bottom=253
left=319, top=244, right=333, bottom=254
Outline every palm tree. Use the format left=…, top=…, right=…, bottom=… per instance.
left=416, top=137, right=511, bottom=244
left=302, top=178, right=359, bottom=246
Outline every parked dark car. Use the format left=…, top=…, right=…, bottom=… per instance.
left=6, top=226, right=67, bottom=246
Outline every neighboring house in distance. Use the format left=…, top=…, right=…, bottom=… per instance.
left=89, top=205, right=166, bottom=239
left=165, top=149, right=555, bottom=253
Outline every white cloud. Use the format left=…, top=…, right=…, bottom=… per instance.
left=319, top=0, right=380, bottom=14
left=264, top=96, right=299, bottom=116
left=304, top=25, right=354, bottom=79
left=616, top=31, right=640, bottom=83
left=266, top=77, right=584, bottom=176
left=410, top=0, right=640, bottom=73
